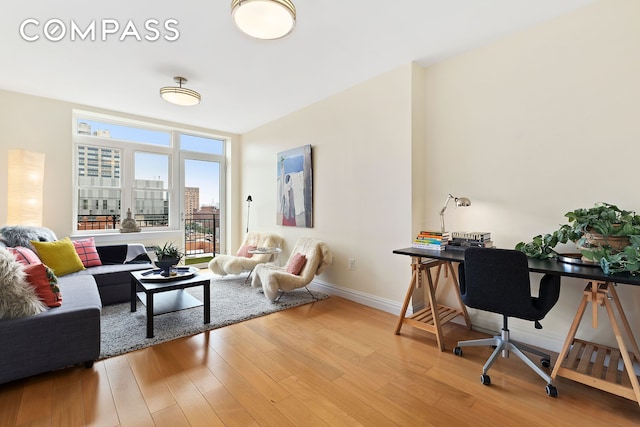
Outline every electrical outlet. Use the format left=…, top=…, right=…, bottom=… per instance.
left=348, top=258, right=356, bottom=271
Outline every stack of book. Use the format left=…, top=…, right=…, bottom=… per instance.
left=445, top=231, right=493, bottom=251
left=412, top=230, right=450, bottom=251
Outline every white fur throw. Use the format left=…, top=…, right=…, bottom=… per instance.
left=0, top=247, right=47, bottom=319
left=209, top=232, right=283, bottom=276
left=252, top=237, right=332, bottom=302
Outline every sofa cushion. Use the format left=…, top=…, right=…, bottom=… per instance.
left=31, top=237, right=85, bottom=276
left=0, top=247, right=47, bottom=319
left=6, top=246, right=41, bottom=265
left=72, top=237, right=102, bottom=267
left=24, top=263, right=62, bottom=307
left=64, top=262, right=152, bottom=305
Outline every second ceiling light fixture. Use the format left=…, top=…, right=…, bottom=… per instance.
left=231, top=0, right=296, bottom=40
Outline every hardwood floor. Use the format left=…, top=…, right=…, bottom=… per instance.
left=1, top=296, right=639, bottom=426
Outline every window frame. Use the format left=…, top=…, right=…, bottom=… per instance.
left=72, top=110, right=226, bottom=237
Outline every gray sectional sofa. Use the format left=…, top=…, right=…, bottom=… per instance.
left=0, top=226, right=153, bottom=384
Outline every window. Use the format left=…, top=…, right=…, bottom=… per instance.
left=73, top=111, right=226, bottom=239
left=76, top=144, right=122, bottom=230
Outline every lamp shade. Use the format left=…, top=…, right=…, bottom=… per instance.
left=160, top=77, right=201, bottom=106
left=439, top=193, right=471, bottom=233
left=455, top=197, right=471, bottom=207
left=231, top=0, right=296, bottom=40
left=7, top=149, right=45, bottom=226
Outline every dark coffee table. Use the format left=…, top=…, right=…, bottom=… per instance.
left=130, top=268, right=213, bottom=338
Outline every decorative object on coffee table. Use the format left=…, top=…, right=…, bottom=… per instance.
left=154, top=242, right=183, bottom=276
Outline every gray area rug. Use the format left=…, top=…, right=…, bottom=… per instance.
left=99, top=275, right=327, bottom=359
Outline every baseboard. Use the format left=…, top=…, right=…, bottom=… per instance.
left=308, top=279, right=405, bottom=316
left=308, top=279, right=566, bottom=353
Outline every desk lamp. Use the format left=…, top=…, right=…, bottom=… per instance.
left=440, top=193, right=471, bottom=233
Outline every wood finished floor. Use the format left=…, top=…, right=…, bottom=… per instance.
left=1, top=296, right=639, bottom=427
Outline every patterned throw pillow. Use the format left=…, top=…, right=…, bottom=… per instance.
left=72, top=237, right=102, bottom=267
left=286, top=253, right=307, bottom=275
left=6, top=246, right=41, bottom=265
left=24, top=263, right=62, bottom=307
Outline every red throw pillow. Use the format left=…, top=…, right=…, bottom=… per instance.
left=24, top=263, right=62, bottom=307
left=236, top=244, right=257, bottom=258
left=72, top=237, right=102, bottom=267
left=6, top=246, right=41, bottom=265
left=286, top=253, right=307, bottom=275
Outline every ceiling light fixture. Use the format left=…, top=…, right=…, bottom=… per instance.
left=231, top=0, right=296, bottom=40
left=160, top=76, right=201, bottom=106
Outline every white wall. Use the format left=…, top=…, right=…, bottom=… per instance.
left=241, top=64, right=418, bottom=309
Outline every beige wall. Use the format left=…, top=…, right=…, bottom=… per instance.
left=241, top=64, right=417, bottom=309
left=420, top=0, right=640, bottom=350
left=241, top=0, right=640, bottom=350
left=0, top=90, right=240, bottom=251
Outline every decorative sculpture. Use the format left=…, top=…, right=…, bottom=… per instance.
left=120, top=208, right=140, bottom=233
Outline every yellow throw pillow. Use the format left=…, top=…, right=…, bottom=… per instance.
left=31, top=237, right=85, bottom=276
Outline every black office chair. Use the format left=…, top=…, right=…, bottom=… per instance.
left=453, top=248, right=561, bottom=396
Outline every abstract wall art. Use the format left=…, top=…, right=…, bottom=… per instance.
left=276, top=144, right=313, bottom=228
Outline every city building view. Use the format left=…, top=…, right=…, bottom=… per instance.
left=76, top=145, right=219, bottom=260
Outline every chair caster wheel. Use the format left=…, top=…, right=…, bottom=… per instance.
left=541, top=358, right=551, bottom=368
left=545, top=384, right=558, bottom=397
left=481, top=374, right=491, bottom=385
left=453, top=346, right=462, bottom=356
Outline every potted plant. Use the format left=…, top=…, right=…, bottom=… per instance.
left=154, top=242, right=184, bottom=276
left=516, top=202, right=640, bottom=275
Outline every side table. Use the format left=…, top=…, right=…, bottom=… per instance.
left=246, top=247, right=282, bottom=283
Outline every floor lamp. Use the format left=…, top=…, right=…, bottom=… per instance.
left=246, top=195, right=252, bottom=233
left=7, top=149, right=45, bottom=226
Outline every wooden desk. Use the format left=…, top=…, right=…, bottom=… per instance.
left=393, top=247, right=640, bottom=406
left=392, top=249, right=470, bottom=351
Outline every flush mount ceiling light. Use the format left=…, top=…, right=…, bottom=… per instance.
left=231, top=0, right=296, bottom=40
left=159, top=76, right=201, bottom=106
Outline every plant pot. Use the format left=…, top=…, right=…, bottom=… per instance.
left=155, top=258, right=179, bottom=276
left=583, top=232, right=630, bottom=252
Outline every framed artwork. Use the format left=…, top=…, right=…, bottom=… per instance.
left=277, top=144, right=313, bottom=227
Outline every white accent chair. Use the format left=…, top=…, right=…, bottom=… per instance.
left=208, top=232, right=283, bottom=276
left=251, top=237, right=332, bottom=302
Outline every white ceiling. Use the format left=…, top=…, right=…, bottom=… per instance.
left=1, top=0, right=595, bottom=134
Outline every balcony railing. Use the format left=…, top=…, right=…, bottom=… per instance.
left=184, top=214, right=219, bottom=258
left=76, top=213, right=220, bottom=258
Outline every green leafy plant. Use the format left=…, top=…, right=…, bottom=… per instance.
left=515, top=203, right=640, bottom=275
left=154, top=242, right=184, bottom=262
